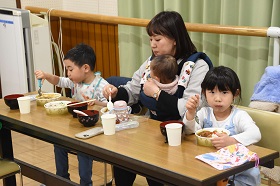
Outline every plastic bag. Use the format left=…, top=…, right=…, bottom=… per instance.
left=115, top=120, right=139, bottom=131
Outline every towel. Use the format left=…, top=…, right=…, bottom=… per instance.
left=196, top=143, right=259, bottom=170
left=250, top=65, right=280, bottom=104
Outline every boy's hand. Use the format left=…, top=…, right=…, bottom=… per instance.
left=34, top=70, right=44, bottom=79
left=87, top=100, right=96, bottom=106
left=34, top=70, right=46, bottom=84
left=185, top=94, right=199, bottom=120
left=83, top=95, right=96, bottom=106
left=34, top=70, right=59, bottom=85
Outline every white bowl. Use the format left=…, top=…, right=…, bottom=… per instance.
left=195, top=128, right=230, bottom=146
left=44, top=101, right=71, bottom=115
left=36, top=93, right=61, bottom=106
left=100, top=107, right=110, bottom=114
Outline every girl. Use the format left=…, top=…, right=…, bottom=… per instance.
left=184, top=66, right=261, bottom=186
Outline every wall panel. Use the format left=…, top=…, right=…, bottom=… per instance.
left=50, top=19, right=119, bottom=79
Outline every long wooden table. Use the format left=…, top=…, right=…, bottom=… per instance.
left=0, top=95, right=279, bottom=186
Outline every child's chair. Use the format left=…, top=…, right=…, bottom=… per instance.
left=0, top=158, right=23, bottom=186
left=239, top=106, right=280, bottom=185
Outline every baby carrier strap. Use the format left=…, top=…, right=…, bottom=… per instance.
left=175, top=52, right=213, bottom=98
left=177, top=52, right=213, bottom=76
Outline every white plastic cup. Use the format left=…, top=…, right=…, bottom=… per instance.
left=101, top=114, right=116, bottom=135
left=165, top=123, right=183, bottom=146
left=17, top=96, right=31, bottom=114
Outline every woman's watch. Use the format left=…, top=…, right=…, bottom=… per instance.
left=153, top=88, right=161, bottom=99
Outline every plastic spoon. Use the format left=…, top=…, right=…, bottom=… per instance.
left=38, top=79, right=42, bottom=96
left=73, top=109, right=88, bottom=116
left=107, top=88, right=114, bottom=111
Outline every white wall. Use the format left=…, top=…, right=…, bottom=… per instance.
left=0, top=0, right=118, bottom=15
left=97, top=0, right=118, bottom=16
left=63, top=0, right=98, bottom=14
left=20, top=0, right=118, bottom=16
left=0, top=0, right=16, bottom=8
left=21, top=0, right=63, bottom=9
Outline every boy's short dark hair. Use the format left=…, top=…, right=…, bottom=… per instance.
left=64, top=43, right=96, bottom=70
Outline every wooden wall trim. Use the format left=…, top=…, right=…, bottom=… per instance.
left=26, top=6, right=268, bottom=37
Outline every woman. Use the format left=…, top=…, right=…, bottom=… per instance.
left=103, top=11, right=211, bottom=186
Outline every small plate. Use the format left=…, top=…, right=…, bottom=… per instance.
left=26, top=94, right=37, bottom=101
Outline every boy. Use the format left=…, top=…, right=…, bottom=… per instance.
left=35, top=43, right=108, bottom=186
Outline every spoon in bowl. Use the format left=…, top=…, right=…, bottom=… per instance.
left=107, top=88, right=114, bottom=111
left=73, top=109, right=88, bottom=116
left=38, top=79, right=42, bottom=96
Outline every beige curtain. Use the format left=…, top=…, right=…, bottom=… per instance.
left=118, top=0, right=280, bottom=106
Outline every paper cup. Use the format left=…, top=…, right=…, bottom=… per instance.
left=101, top=114, right=116, bottom=135
left=17, top=96, right=31, bottom=114
left=165, top=123, right=183, bottom=146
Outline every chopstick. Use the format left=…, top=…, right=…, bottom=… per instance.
left=67, top=99, right=96, bottom=107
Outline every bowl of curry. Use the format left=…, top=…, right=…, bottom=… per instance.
left=195, top=128, right=230, bottom=146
